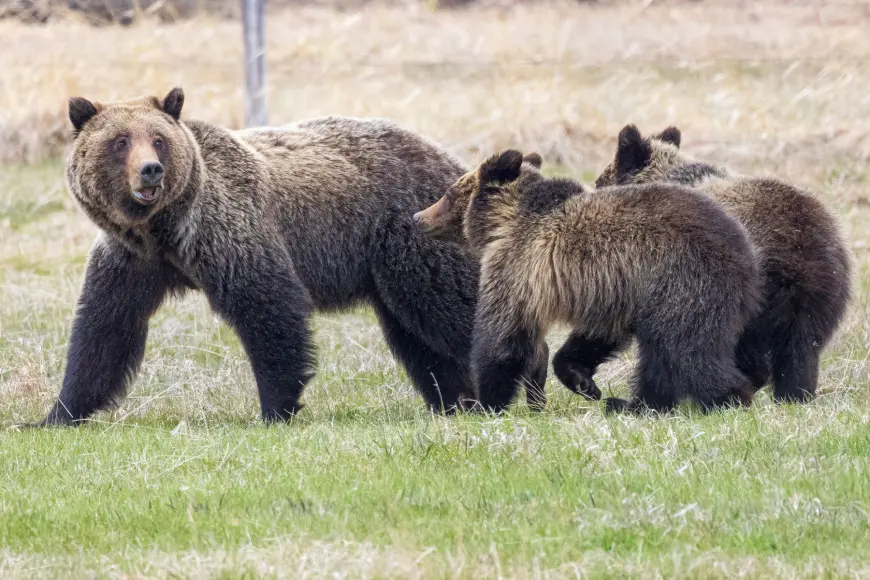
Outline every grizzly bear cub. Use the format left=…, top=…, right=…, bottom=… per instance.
left=414, top=150, right=762, bottom=413
left=40, top=88, right=482, bottom=426
left=590, top=124, right=852, bottom=403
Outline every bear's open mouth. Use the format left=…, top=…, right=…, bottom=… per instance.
left=132, top=187, right=161, bottom=205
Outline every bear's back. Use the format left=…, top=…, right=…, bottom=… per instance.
left=183, top=116, right=467, bottom=310
left=227, top=116, right=462, bottom=209
left=701, top=175, right=850, bottom=285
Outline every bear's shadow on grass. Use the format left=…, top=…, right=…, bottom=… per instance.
left=8, top=394, right=615, bottom=432
left=7, top=378, right=777, bottom=432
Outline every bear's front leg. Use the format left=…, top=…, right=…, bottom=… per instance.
left=41, top=238, right=182, bottom=426
left=553, top=331, right=630, bottom=401
left=200, top=245, right=316, bottom=423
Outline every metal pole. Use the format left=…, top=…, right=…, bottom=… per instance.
left=242, top=0, right=268, bottom=127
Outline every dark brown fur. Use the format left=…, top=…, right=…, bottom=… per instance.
left=416, top=150, right=762, bottom=413
left=41, top=88, right=482, bottom=425
left=589, top=124, right=852, bottom=403
left=413, top=152, right=549, bottom=410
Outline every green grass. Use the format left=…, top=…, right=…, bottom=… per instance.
left=1, top=155, right=869, bottom=578
left=3, top=400, right=870, bottom=578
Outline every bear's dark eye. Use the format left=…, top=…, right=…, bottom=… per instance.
left=114, top=137, right=129, bottom=152
left=154, top=138, right=164, bottom=150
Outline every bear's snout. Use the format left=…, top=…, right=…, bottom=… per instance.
left=139, top=162, right=165, bottom=187
left=413, top=194, right=451, bottom=233
left=131, top=161, right=165, bottom=206
left=413, top=210, right=434, bottom=234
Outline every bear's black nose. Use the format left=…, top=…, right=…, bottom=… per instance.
left=140, top=162, right=165, bottom=186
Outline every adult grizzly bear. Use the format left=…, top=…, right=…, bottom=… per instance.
left=40, top=88, right=480, bottom=426
left=414, top=150, right=761, bottom=413
left=588, top=124, right=852, bottom=403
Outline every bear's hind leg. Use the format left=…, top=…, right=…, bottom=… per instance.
left=677, top=353, right=754, bottom=414
left=771, top=318, right=822, bottom=404
left=617, top=337, right=678, bottom=414
left=369, top=212, right=479, bottom=364
left=372, top=298, right=474, bottom=413
left=734, top=319, right=772, bottom=391
left=369, top=212, right=482, bottom=411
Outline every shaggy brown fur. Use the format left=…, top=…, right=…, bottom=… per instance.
left=416, top=150, right=762, bottom=413
left=414, top=152, right=550, bottom=409
left=40, top=88, right=482, bottom=425
left=414, top=153, right=544, bottom=411
left=588, top=124, right=852, bottom=403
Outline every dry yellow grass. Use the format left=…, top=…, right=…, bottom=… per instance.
left=2, top=0, right=870, bottom=169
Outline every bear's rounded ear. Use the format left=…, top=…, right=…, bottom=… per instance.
left=655, top=126, right=681, bottom=148
left=617, top=124, right=643, bottom=150
left=615, top=124, right=652, bottom=177
left=523, top=152, right=543, bottom=169
left=479, top=150, right=524, bottom=185
left=162, top=87, right=184, bottom=121
left=69, top=97, right=99, bottom=136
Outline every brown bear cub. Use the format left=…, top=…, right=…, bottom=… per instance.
left=414, top=150, right=762, bottom=413
left=414, top=152, right=550, bottom=410
left=590, top=125, right=852, bottom=403
left=41, top=88, right=482, bottom=426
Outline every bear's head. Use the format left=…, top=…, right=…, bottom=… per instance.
left=594, top=124, right=682, bottom=188
left=413, top=151, right=542, bottom=247
left=66, top=87, right=198, bottom=229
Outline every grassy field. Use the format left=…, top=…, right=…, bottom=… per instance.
left=2, top=1, right=870, bottom=578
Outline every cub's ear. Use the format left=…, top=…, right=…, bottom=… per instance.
left=479, top=150, right=524, bottom=186
left=615, top=124, right=652, bottom=178
left=161, top=87, right=185, bottom=121
left=654, top=126, right=681, bottom=148
left=523, top=152, right=543, bottom=169
left=69, top=97, right=100, bottom=136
